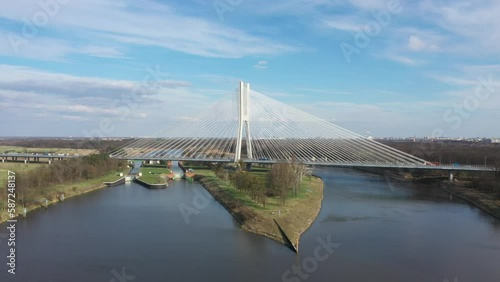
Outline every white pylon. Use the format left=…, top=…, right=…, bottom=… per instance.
left=235, top=81, right=253, bottom=162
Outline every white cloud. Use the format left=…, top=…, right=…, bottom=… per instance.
left=408, top=35, right=438, bottom=52
left=0, top=65, right=216, bottom=135
left=254, top=60, right=268, bottom=69
left=0, top=0, right=297, bottom=60
left=387, top=55, right=424, bottom=66
left=322, top=18, right=362, bottom=32
left=417, top=0, right=500, bottom=54
left=0, top=64, right=191, bottom=100
left=347, top=0, right=390, bottom=10
left=0, top=33, right=75, bottom=61
left=78, top=46, right=125, bottom=58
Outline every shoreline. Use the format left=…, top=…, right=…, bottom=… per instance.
left=134, top=177, right=168, bottom=189
left=194, top=173, right=324, bottom=251
left=440, top=182, right=500, bottom=221
left=0, top=174, right=126, bottom=224
left=373, top=168, right=500, bottom=221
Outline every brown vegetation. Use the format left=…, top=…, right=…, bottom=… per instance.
left=1, top=154, right=126, bottom=209
left=381, top=140, right=500, bottom=166
left=189, top=161, right=323, bottom=250
left=0, top=138, right=131, bottom=153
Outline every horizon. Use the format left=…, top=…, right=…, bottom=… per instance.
left=1, top=135, right=499, bottom=140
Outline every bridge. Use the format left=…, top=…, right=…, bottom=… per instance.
left=0, top=153, right=78, bottom=164
left=110, top=82, right=496, bottom=173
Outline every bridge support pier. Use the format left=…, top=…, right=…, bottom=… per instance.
left=235, top=81, right=253, bottom=163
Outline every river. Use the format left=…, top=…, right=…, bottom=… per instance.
left=1, top=168, right=499, bottom=282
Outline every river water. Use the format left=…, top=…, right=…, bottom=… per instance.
left=1, top=168, right=499, bottom=282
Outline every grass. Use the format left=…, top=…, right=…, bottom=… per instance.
left=0, top=162, right=45, bottom=187
left=139, top=166, right=169, bottom=184
left=186, top=164, right=324, bottom=249
left=101, top=167, right=131, bottom=182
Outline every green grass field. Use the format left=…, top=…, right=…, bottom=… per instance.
left=0, top=162, right=45, bottom=187
left=185, top=165, right=318, bottom=212
left=101, top=167, right=131, bottom=182
left=139, top=166, right=170, bottom=184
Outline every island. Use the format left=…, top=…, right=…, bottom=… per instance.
left=181, top=161, right=324, bottom=252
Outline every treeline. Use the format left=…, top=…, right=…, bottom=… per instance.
left=230, top=170, right=267, bottom=207
left=0, top=138, right=131, bottom=152
left=379, top=141, right=500, bottom=198
left=382, top=140, right=500, bottom=166
left=1, top=154, right=126, bottom=209
left=212, top=161, right=308, bottom=208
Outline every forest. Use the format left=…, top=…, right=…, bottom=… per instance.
left=381, top=140, right=500, bottom=166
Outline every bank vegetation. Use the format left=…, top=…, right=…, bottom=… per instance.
left=186, top=160, right=323, bottom=251
left=0, top=154, right=127, bottom=222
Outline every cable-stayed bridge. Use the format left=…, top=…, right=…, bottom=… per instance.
left=110, top=82, right=495, bottom=172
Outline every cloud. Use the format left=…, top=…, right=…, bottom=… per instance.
left=416, top=0, right=500, bottom=54
left=0, top=64, right=210, bottom=131
left=407, top=35, right=438, bottom=52
left=0, top=33, right=75, bottom=61
left=0, top=0, right=298, bottom=60
left=196, top=74, right=241, bottom=84
left=386, top=55, right=425, bottom=66
left=78, top=46, right=125, bottom=58
left=296, top=88, right=354, bottom=95
left=322, top=17, right=363, bottom=32
left=0, top=65, right=191, bottom=101
left=254, top=60, right=268, bottom=69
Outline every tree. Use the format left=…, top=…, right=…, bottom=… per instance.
left=269, top=163, right=294, bottom=205
left=290, top=157, right=306, bottom=197
left=252, top=176, right=267, bottom=207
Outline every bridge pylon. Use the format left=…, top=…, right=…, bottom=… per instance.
left=235, top=81, right=253, bottom=162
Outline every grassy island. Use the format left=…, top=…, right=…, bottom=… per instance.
left=138, top=166, right=170, bottom=184
left=185, top=163, right=324, bottom=251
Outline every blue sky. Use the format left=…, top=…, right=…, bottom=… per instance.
left=0, top=0, right=499, bottom=138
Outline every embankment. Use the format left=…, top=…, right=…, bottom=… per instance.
left=0, top=172, right=128, bottom=224
left=440, top=182, right=500, bottom=220
left=134, top=177, right=168, bottom=189
left=356, top=167, right=500, bottom=221
left=194, top=174, right=324, bottom=252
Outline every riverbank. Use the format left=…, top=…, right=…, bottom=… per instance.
left=193, top=169, right=324, bottom=251
left=0, top=169, right=129, bottom=224
left=134, top=177, right=168, bottom=189
left=440, top=182, right=500, bottom=220
left=360, top=167, right=500, bottom=221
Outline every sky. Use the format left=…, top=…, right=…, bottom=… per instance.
left=0, top=0, right=499, bottom=138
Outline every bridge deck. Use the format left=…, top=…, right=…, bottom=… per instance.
left=0, top=154, right=78, bottom=159
left=110, top=156, right=496, bottom=172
